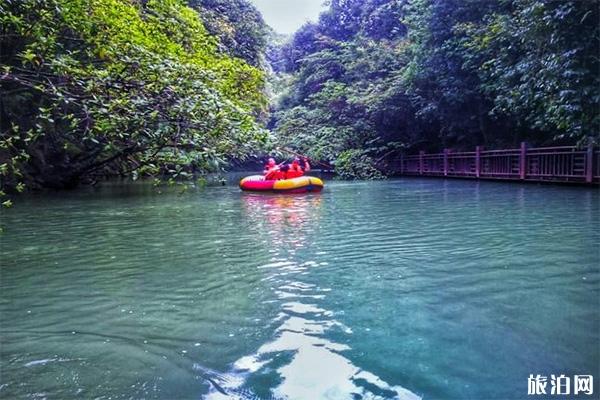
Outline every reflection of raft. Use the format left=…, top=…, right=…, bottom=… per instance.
left=239, top=175, right=324, bottom=193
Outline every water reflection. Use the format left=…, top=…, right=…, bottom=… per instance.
left=1, top=180, right=597, bottom=399
left=202, top=193, right=420, bottom=399
left=242, top=193, right=320, bottom=234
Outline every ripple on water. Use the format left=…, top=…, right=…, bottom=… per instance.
left=0, top=180, right=598, bottom=399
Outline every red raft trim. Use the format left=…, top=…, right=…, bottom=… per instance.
left=239, top=176, right=275, bottom=191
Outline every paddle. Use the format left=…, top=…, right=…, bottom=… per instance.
left=263, top=157, right=292, bottom=180
left=276, top=147, right=332, bottom=169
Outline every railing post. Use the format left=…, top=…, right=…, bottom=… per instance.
left=443, top=149, right=449, bottom=176
left=519, top=142, right=527, bottom=180
left=586, top=140, right=594, bottom=183
left=475, top=146, right=482, bottom=178
left=419, top=151, right=424, bottom=175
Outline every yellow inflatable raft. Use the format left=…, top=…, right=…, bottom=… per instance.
left=239, top=175, right=324, bottom=193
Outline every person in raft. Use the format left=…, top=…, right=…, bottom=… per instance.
left=263, top=157, right=310, bottom=180
left=286, top=157, right=310, bottom=178
left=263, top=158, right=283, bottom=180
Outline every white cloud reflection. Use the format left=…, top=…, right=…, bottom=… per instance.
left=201, top=280, right=420, bottom=400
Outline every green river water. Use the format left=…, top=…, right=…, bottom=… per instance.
left=0, top=178, right=598, bottom=399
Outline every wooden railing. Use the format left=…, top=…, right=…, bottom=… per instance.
left=398, top=143, right=599, bottom=185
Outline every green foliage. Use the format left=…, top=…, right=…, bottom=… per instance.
left=188, top=0, right=268, bottom=67
left=269, top=0, right=600, bottom=179
left=335, top=149, right=384, bottom=180
left=459, top=0, right=600, bottom=142
left=0, top=0, right=268, bottom=199
left=271, top=21, right=415, bottom=177
left=2, top=0, right=597, bottom=193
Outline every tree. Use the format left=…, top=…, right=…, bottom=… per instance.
left=187, top=0, right=268, bottom=67
left=0, top=0, right=267, bottom=199
left=269, top=0, right=600, bottom=179
left=461, top=0, right=600, bottom=143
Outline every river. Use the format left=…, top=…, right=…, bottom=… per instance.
left=1, top=178, right=598, bottom=399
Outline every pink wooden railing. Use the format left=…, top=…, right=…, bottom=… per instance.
left=399, top=143, right=599, bottom=184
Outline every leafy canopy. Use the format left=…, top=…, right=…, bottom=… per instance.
left=0, top=0, right=267, bottom=198
left=268, top=0, right=599, bottom=178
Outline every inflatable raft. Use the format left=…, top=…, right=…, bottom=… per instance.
left=240, top=175, right=324, bottom=193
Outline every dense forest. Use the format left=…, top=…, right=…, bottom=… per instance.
left=269, top=0, right=600, bottom=178
left=0, top=0, right=268, bottom=203
left=1, top=0, right=599, bottom=200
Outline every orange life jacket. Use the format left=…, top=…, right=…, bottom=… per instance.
left=265, top=167, right=284, bottom=180
left=285, top=163, right=303, bottom=179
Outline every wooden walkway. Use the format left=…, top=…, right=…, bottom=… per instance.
left=397, top=143, right=599, bottom=185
